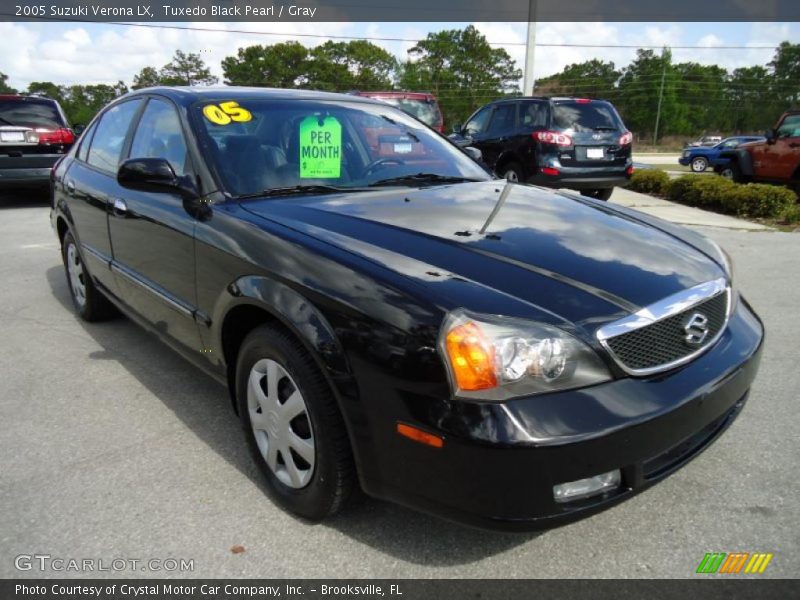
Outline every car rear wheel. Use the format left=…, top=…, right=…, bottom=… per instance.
left=500, top=162, right=524, bottom=183
left=236, top=324, right=355, bottom=520
left=581, top=188, right=614, bottom=201
left=691, top=157, right=708, bottom=173
left=61, top=231, right=116, bottom=322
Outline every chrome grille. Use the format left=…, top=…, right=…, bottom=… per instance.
left=597, top=279, right=730, bottom=376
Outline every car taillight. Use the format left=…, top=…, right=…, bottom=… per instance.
left=626, top=165, right=634, bottom=176
left=619, top=131, right=633, bottom=145
left=37, top=128, right=75, bottom=145
left=533, top=131, right=573, bottom=146
left=541, top=167, right=560, bottom=176
left=575, top=98, right=591, bottom=104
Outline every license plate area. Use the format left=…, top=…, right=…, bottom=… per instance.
left=0, top=132, right=26, bottom=143
left=586, top=147, right=604, bottom=159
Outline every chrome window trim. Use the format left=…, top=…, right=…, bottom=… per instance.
left=596, top=277, right=731, bottom=377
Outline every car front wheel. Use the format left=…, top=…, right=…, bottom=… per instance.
left=719, top=163, right=743, bottom=183
left=236, top=323, right=355, bottom=520
left=691, top=157, right=708, bottom=172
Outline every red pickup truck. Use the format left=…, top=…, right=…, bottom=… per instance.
left=715, top=110, right=800, bottom=191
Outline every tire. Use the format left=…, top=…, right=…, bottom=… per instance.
left=581, top=188, right=614, bottom=201
left=61, top=231, right=116, bottom=321
left=719, top=162, right=743, bottom=183
left=499, top=161, right=524, bottom=183
left=236, top=323, right=355, bottom=520
left=690, top=157, right=708, bottom=173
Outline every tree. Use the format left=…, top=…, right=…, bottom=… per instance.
left=616, top=49, right=684, bottom=141
left=535, top=60, right=620, bottom=102
left=768, top=41, right=800, bottom=105
left=160, top=50, right=218, bottom=86
left=672, top=62, right=729, bottom=134
left=0, top=72, right=15, bottom=93
left=131, top=66, right=162, bottom=90
left=63, top=82, right=128, bottom=125
left=222, top=42, right=310, bottom=87
left=132, top=50, right=217, bottom=89
left=398, top=25, right=520, bottom=126
left=727, top=66, right=777, bottom=133
left=307, top=40, right=397, bottom=90
left=26, top=81, right=65, bottom=103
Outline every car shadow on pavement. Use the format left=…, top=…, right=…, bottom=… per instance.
left=0, top=188, right=50, bottom=208
left=46, top=265, right=538, bottom=566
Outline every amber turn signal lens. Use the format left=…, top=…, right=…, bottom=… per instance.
left=444, top=321, right=497, bottom=391
left=396, top=423, right=444, bottom=448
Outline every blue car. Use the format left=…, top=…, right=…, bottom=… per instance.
left=679, top=136, right=765, bottom=173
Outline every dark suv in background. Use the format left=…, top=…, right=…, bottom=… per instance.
left=450, top=97, right=633, bottom=200
left=0, top=94, right=75, bottom=189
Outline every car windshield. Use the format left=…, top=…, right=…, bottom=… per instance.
left=0, top=98, right=64, bottom=129
left=194, top=98, right=489, bottom=197
left=375, top=97, right=442, bottom=128
left=551, top=101, right=623, bottom=132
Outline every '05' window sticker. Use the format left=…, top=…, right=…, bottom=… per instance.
left=202, top=102, right=253, bottom=125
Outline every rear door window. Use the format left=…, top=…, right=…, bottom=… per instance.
left=0, top=98, right=64, bottom=129
left=552, top=102, right=623, bottom=132
left=86, top=99, right=143, bottom=174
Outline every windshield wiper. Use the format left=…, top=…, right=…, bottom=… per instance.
left=237, top=184, right=368, bottom=200
left=0, top=117, right=17, bottom=126
left=369, top=173, right=483, bottom=187
left=592, top=126, right=618, bottom=131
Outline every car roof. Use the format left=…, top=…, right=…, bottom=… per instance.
left=487, top=96, right=612, bottom=105
left=124, top=86, right=388, bottom=108
left=0, top=93, right=59, bottom=104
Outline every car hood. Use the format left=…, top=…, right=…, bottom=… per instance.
left=240, top=182, right=725, bottom=325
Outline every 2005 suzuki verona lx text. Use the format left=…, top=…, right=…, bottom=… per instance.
left=51, top=87, right=763, bottom=531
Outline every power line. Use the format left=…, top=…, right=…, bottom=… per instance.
left=3, top=14, right=785, bottom=50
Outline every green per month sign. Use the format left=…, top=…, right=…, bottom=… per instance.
left=299, top=115, right=342, bottom=179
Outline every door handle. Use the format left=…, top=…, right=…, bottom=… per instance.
left=66, top=179, right=75, bottom=194
left=111, top=198, right=128, bottom=216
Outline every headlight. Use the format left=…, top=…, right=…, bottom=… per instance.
left=708, top=239, right=735, bottom=284
left=439, top=310, right=612, bottom=401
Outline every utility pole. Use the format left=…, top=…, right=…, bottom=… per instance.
left=653, top=48, right=667, bottom=146
left=522, top=0, right=537, bottom=96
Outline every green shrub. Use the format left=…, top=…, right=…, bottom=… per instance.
left=665, top=175, right=796, bottom=219
left=665, top=175, right=696, bottom=203
left=780, top=203, right=800, bottom=225
left=729, top=184, right=797, bottom=218
left=626, top=169, right=670, bottom=195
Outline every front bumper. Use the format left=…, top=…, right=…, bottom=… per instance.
left=365, top=296, right=763, bottom=531
left=678, top=157, right=691, bottom=165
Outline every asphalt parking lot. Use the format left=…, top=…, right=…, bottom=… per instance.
left=0, top=187, right=798, bottom=579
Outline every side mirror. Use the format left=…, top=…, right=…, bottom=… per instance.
left=451, top=123, right=462, bottom=134
left=463, top=146, right=482, bottom=162
left=765, top=128, right=776, bottom=144
left=72, top=124, right=85, bottom=135
left=117, top=158, right=198, bottom=199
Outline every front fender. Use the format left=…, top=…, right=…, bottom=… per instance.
left=213, top=274, right=356, bottom=401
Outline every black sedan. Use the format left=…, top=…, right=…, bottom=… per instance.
left=51, top=87, right=763, bottom=531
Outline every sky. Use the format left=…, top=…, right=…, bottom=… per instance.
left=1, top=20, right=798, bottom=90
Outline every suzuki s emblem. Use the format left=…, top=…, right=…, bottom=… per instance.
left=683, top=313, right=709, bottom=346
